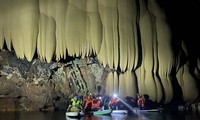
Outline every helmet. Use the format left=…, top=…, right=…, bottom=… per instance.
left=73, top=93, right=78, bottom=98
left=78, top=96, right=83, bottom=99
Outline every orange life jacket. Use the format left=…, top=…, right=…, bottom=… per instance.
left=92, top=99, right=101, bottom=109
left=84, top=98, right=92, bottom=109
left=137, top=98, right=145, bottom=108
left=110, top=98, right=118, bottom=105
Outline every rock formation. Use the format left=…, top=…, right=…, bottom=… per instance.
left=0, top=0, right=200, bottom=111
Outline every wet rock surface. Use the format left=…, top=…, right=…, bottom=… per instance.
left=0, top=50, right=109, bottom=111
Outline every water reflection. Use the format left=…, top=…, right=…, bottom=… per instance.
left=111, top=114, right=128, bottom=120
left=64, top=111, right=200, bottom=120
left=0, top=111, right=200, bottom=120
left=0, top=111, right=66, bottom=120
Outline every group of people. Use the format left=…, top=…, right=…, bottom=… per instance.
left=67, top=93, right=120, bottom=112
left=67, top=93, right=157, bottom=112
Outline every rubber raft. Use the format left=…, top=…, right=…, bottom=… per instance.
left=93, top=109, right=112, bottom=115
left=65, top=111, right=85, bottom=118
left=133, top=108, right=162, bottom=113
left=112, top=110, right=128, bottom=114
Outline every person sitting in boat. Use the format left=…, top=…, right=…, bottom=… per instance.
left=97, top=95, right=104, bottom=107
left=109, top=94, right=119, bottom=110
left=103, top=95, right=110, bottom=110
left=125, top=96, right=137, bottom=108
left=91, top=96, right=101, bottom=111
left=143, top=94, right=157, bottom=109
left=67, top=95, right=83, bottom=112
left=98, top=95, right=106, bottom=110
left=78, top=95, right=84, bottom=107
left=137, top=94, right=145, bottom=109
left=84, top=93, right=93, bottom=111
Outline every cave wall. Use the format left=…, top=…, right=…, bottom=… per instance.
left=0, top=0, right=200, bottom=106
left=0, top=51, right=108, bottom=111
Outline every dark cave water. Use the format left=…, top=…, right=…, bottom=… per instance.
left=0, top=110, right=200, bottom=120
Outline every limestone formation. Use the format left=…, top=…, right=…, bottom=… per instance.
left=0, top=51, right=108, bottom=111
left=0, top=0, right=199, bottom=105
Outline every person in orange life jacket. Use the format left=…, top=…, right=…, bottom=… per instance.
left=137, top=94, right=145, bottom=109
left=96, top=95, right=104, bottom=110
left=91, top=96, right=101, bottom=111
left=109, top=94, right=119, bottom=110
left=84, top=94, right=93, bottom=111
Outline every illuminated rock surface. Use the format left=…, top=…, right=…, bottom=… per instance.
left=0, top=0, right=200, bottom=110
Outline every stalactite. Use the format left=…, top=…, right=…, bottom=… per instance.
left=135, top=66, right=146, bottom=96
left=0, top=20, right=3, bottom=49
left=113, top=71, right=118, bottom=94
left=86, top=0, right=102, bottom=56
left=37, top=14, right=47, bottom=61
left=0, top=0, right=199, bottom=103
left=149, top=0, right=174, bottom=103
left=154, top=76, right=163, bottom=102
left=119, top=71, right=137, bottom=98
left=156, top=20, right=174, bottom=103
left=53, top=0, right=68, bottom=60
left=23, top=0, right=39, bottom=61
left=85, top=0, right=99, bottom=58
left=138, top=0, right=157, bottom=101
left=11, top=0, right=39, bottom=60
left=119, top=73, right=126, bottom=99
left=0, top=1, right=3, bottom=49
left=97, top=0, right=118, bottom=69
left=65, top=0, right=87, bottom=58
left=177, top=64, right=199, bottom=102
left=1, top=0, right=12, bottom=50
left=97, top=2, right=107, bottom=68
left=126, top=71, right=137, bottom=97
left=118, top=0, right=138, bottom=71
left=176, top=41, right=199, bottom=102
left=37, top=14, right=56, bottom=62
left=105, top=71, right=114, bottom=96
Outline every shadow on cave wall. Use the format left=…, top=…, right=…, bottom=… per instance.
left=157, top=0, right=200, bottom=102
left=157, top=0, right=200, bottom=60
